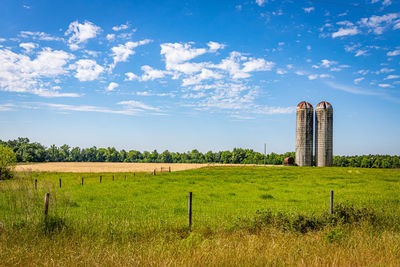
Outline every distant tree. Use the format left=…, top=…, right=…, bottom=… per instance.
left=0, top=145, right=17, bottom=179
left=70, top=147, right=82, bottom=162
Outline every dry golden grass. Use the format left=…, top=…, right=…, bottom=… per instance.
left=1, top=228, right=400, bottom=266
left=14, top=162, right=278, bottom=173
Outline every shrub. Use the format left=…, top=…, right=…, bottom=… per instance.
left=239, top=204, right=381, bottom=234
left=0, top=145, right=17, bottom=180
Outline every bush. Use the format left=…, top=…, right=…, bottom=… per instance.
left=236, top=204, right=381, bottom=234
left=0, top=145, right=17, bottom=180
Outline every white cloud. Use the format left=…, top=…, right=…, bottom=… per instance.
left=106, top=34, right=115, bottom=41
left=325, top=81, right=380, bottom=95
left=308, top=74, right=318, bottom=80
left=242, top=58, right=275, bottom=72
left=354, top=77, right=364, bottom=84
left=337, top=20, right=354, bottom=27
left=295, top=70, right=306, bottom=76
left=256, top=0, right=267, bottom=6
left=394, top=21, right=400, bottom=30
left=306, top=45, right=311, bottom=51
left=0, top=103, right=15, bottom=111
left=182, top=68, right=223, bottom=86
left=207, top=41, right=225, bottom=52
left=30, top=89, right=80, bottom=98
left=358, top=69, right=370, bottom=75
left=112, top=23, right=129, bottom=31
left=355, top=50, right=368, bottom=56
left=19, top=42, right=38, bottom=52
left=25, top=102, right=139, bottom=115
left=110, top=39, right=152, bottom=69
left=19, top=31, right=63, bottom=41
left=387, top=50, right=400, bottom=56
left=125, top=72, right=139, bottom=81
left=70, top=59, right=104, bottom=81
left=384, top=75, right=400, bottom=80
left=106, top=82, right=119, bottom=91
left=344, top=44, right=360, bottom=52
left=160, top=42, right=209, bottom=69
left=118, top=100, right=161, bottom=111
left=214, top=52, right=249, bottom=79
left=320, top=59, right=338, bottom=68
left=383, top=0, right=392, bottom=6
left=303, top=7, right=315, bottom=13
left=332, top=27, right=359, bottom=38
left=213, top=52, right=274, bottom=79
left=0, top=47, right=76, bottom=97
left=378, top=68, right=395, bottom=73
left=378, top=83, right=393, bottom=88
left=358, top=13, right=399, bottom=34
left=65, top=20, right=102, bottom=50
left=276, top=69, right=287, bottom=75
left=136, top=91, right=174, bottom=97
left=140, top=65, right=169, bottom=81
left=308, top=74, right=331, bottom=80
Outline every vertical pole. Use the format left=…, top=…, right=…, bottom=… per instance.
left=133, top=172, right=135, bottom=177
left=100, top=175, right=102, bottom=183
left=169, top=166, right=171, bottom=173
left=81, top=177, right=84, bottom=186
left=113, top=175, right=114, bottom=181
left=124, top=175, right=126, bottom=181
left=154, top=169, right=156, bottom=176
left=188, top=192, right=192, bottom=229
left=44, top=193, right=50, bottom=216
left=330, top=190, right=334, bottom=215
left=59, top=179, right=61, bottom=188
left=34, top=179, right=37, bottom=190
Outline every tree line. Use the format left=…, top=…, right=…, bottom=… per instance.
left=1, top=137, right=399, bottom=168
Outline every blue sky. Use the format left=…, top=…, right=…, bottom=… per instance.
left=0, top=0, right=399, bottom=155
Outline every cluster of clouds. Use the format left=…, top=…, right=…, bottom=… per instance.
left=1, top=2, right=399, bottom=118
left=0, top=20, right=151, bottom=99
left=121, top=41, right=289, bottom=116
left=0, top=19, right=293, bottom=117
left=324, top=13, right=400, bottom=38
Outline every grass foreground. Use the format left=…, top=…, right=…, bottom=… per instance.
left=1, top=166, right=400, bottom=265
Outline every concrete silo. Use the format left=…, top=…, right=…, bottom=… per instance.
left=315, top=101, right=333, bottom=167
left=296, top=101, right=313, bottom=166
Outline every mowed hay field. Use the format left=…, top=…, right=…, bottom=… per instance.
left=14, top=162, right=267, bottom=173
left=1, top=166, right=400, bottom=266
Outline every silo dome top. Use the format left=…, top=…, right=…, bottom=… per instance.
left=297, top=101, right=313, bottom=109
left=316, top=101, right=332, bottom=109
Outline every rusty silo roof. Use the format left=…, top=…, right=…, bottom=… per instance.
left=297, top=101, right=313, bottom=109
left=316, top=101, right=333, bottom=109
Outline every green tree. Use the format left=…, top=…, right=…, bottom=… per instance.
left=0, top=145, right=17, bottom=179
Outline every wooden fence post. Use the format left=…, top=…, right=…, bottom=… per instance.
left=169, top=166, right=171, bottom=173
left=113, top=175, right=114, bottom=181
left=81, top=177, right=84, bottom=186
left=44, top=193, right=50, bottom=216
left=59, top=179, right=61, bottom=188
left=154, top=169, right=156, bottom=176
left=124, top=175, right=126, bottom=181
left=34, top=179, right=37, bottom=190
left=330, top=190, right=334, bottom=215
left=100, top=175, right=102, bottom=183
left=133, top=172, right=135, bottom=177
left=188, top=192, right=193, bottom=229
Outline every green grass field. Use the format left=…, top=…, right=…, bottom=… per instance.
left=1, top=166, right=400, bottom=265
